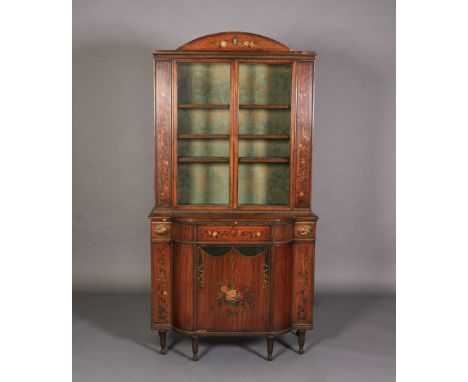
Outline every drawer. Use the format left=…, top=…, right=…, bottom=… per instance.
left=294, top=222, right=316, bottom=239
left=151, top=222, right=171, bottom=240
left=198, top=225, right=270, bottom=242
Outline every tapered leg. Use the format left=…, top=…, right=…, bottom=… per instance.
left=266, top=336, right=274, bottom=361
left=297, top=330, right=305, bottom=354
left=159, top=330, right=167, bottom=355
left=192, top=336, right=199, bottom=361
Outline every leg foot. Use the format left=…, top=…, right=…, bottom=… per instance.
left=159, top=331, right=167, bottom=355
left=192, top=336, right=199, bottom=361
left=266, top=336, right=274, bottom=361
left=297, top=330, right=305, bottom=354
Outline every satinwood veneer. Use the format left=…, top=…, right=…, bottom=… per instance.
left=149, top=32, right=318, bottom=361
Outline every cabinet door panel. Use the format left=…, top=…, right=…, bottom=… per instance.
left=197, top=247, right=269, bottom=332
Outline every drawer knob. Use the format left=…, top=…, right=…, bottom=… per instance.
left=211, top=231, right=218, bottom=238
left=297, top=224, right=312, bottom=236
left=255, top=231, right=262, bottom=237
left=154, top=224, right=168, bottom=234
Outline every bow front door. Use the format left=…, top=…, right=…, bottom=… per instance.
left=196, top=246, right=270, bottom=332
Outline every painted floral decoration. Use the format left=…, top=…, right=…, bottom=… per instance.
left=216, top=280, right=254, bottom=317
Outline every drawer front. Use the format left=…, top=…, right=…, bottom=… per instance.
left=198, top=225, right=270, bottom=242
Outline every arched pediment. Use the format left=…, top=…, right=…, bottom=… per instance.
left=177, top=31, right=291, bottom=51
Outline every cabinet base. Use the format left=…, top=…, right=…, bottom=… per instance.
left=156, top=328, right=311, bottom=361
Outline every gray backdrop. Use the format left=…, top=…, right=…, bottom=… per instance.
left=73, top=0, right=395, bottom=293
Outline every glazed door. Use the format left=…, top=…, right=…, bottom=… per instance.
left=196, top=246, right=270, bottom=332
left=175, top=61, right=233, bottom=207
left=236, top=62, right=293, bottom=207
left=173, top=60, right=296, bottom=209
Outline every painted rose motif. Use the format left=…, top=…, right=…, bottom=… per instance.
left=216, top=280, right=254, bottom=317
left=225, top=289, right=238, bottom=301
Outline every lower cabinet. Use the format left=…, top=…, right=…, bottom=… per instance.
left=150, top=218, right=316, bottom=361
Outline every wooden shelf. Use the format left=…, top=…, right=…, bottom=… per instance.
left=178, top=157, right=229, bottom=163
left=178, top=134, right=229, bottom=139
left=239, top=157, right=290, bottom=163
left=239, top=134, right=289, bottom=140
left=239, top=105, right=290, bottom=109
left=178, top=104, right=230, bottom=109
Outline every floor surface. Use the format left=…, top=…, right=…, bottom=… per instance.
left=73, top=293, right=395, bottom=382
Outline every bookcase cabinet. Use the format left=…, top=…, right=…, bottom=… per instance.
left=149, top=32, right=318, bottom=361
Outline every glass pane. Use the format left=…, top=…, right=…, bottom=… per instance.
left=178, top=109, right=230, bottom=134
left=177, top=63, right=230, bottom=105
left=239, top=140, right=289, bottom=158
left=238, top=163, right=289, bottom=205
left=177, top=163, right=229, bottom=205
left=238, top=109, right=290, bottom=135
left=178, top=139, right=229, bottom=158
left=238, top=64, right=292, bottom=105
